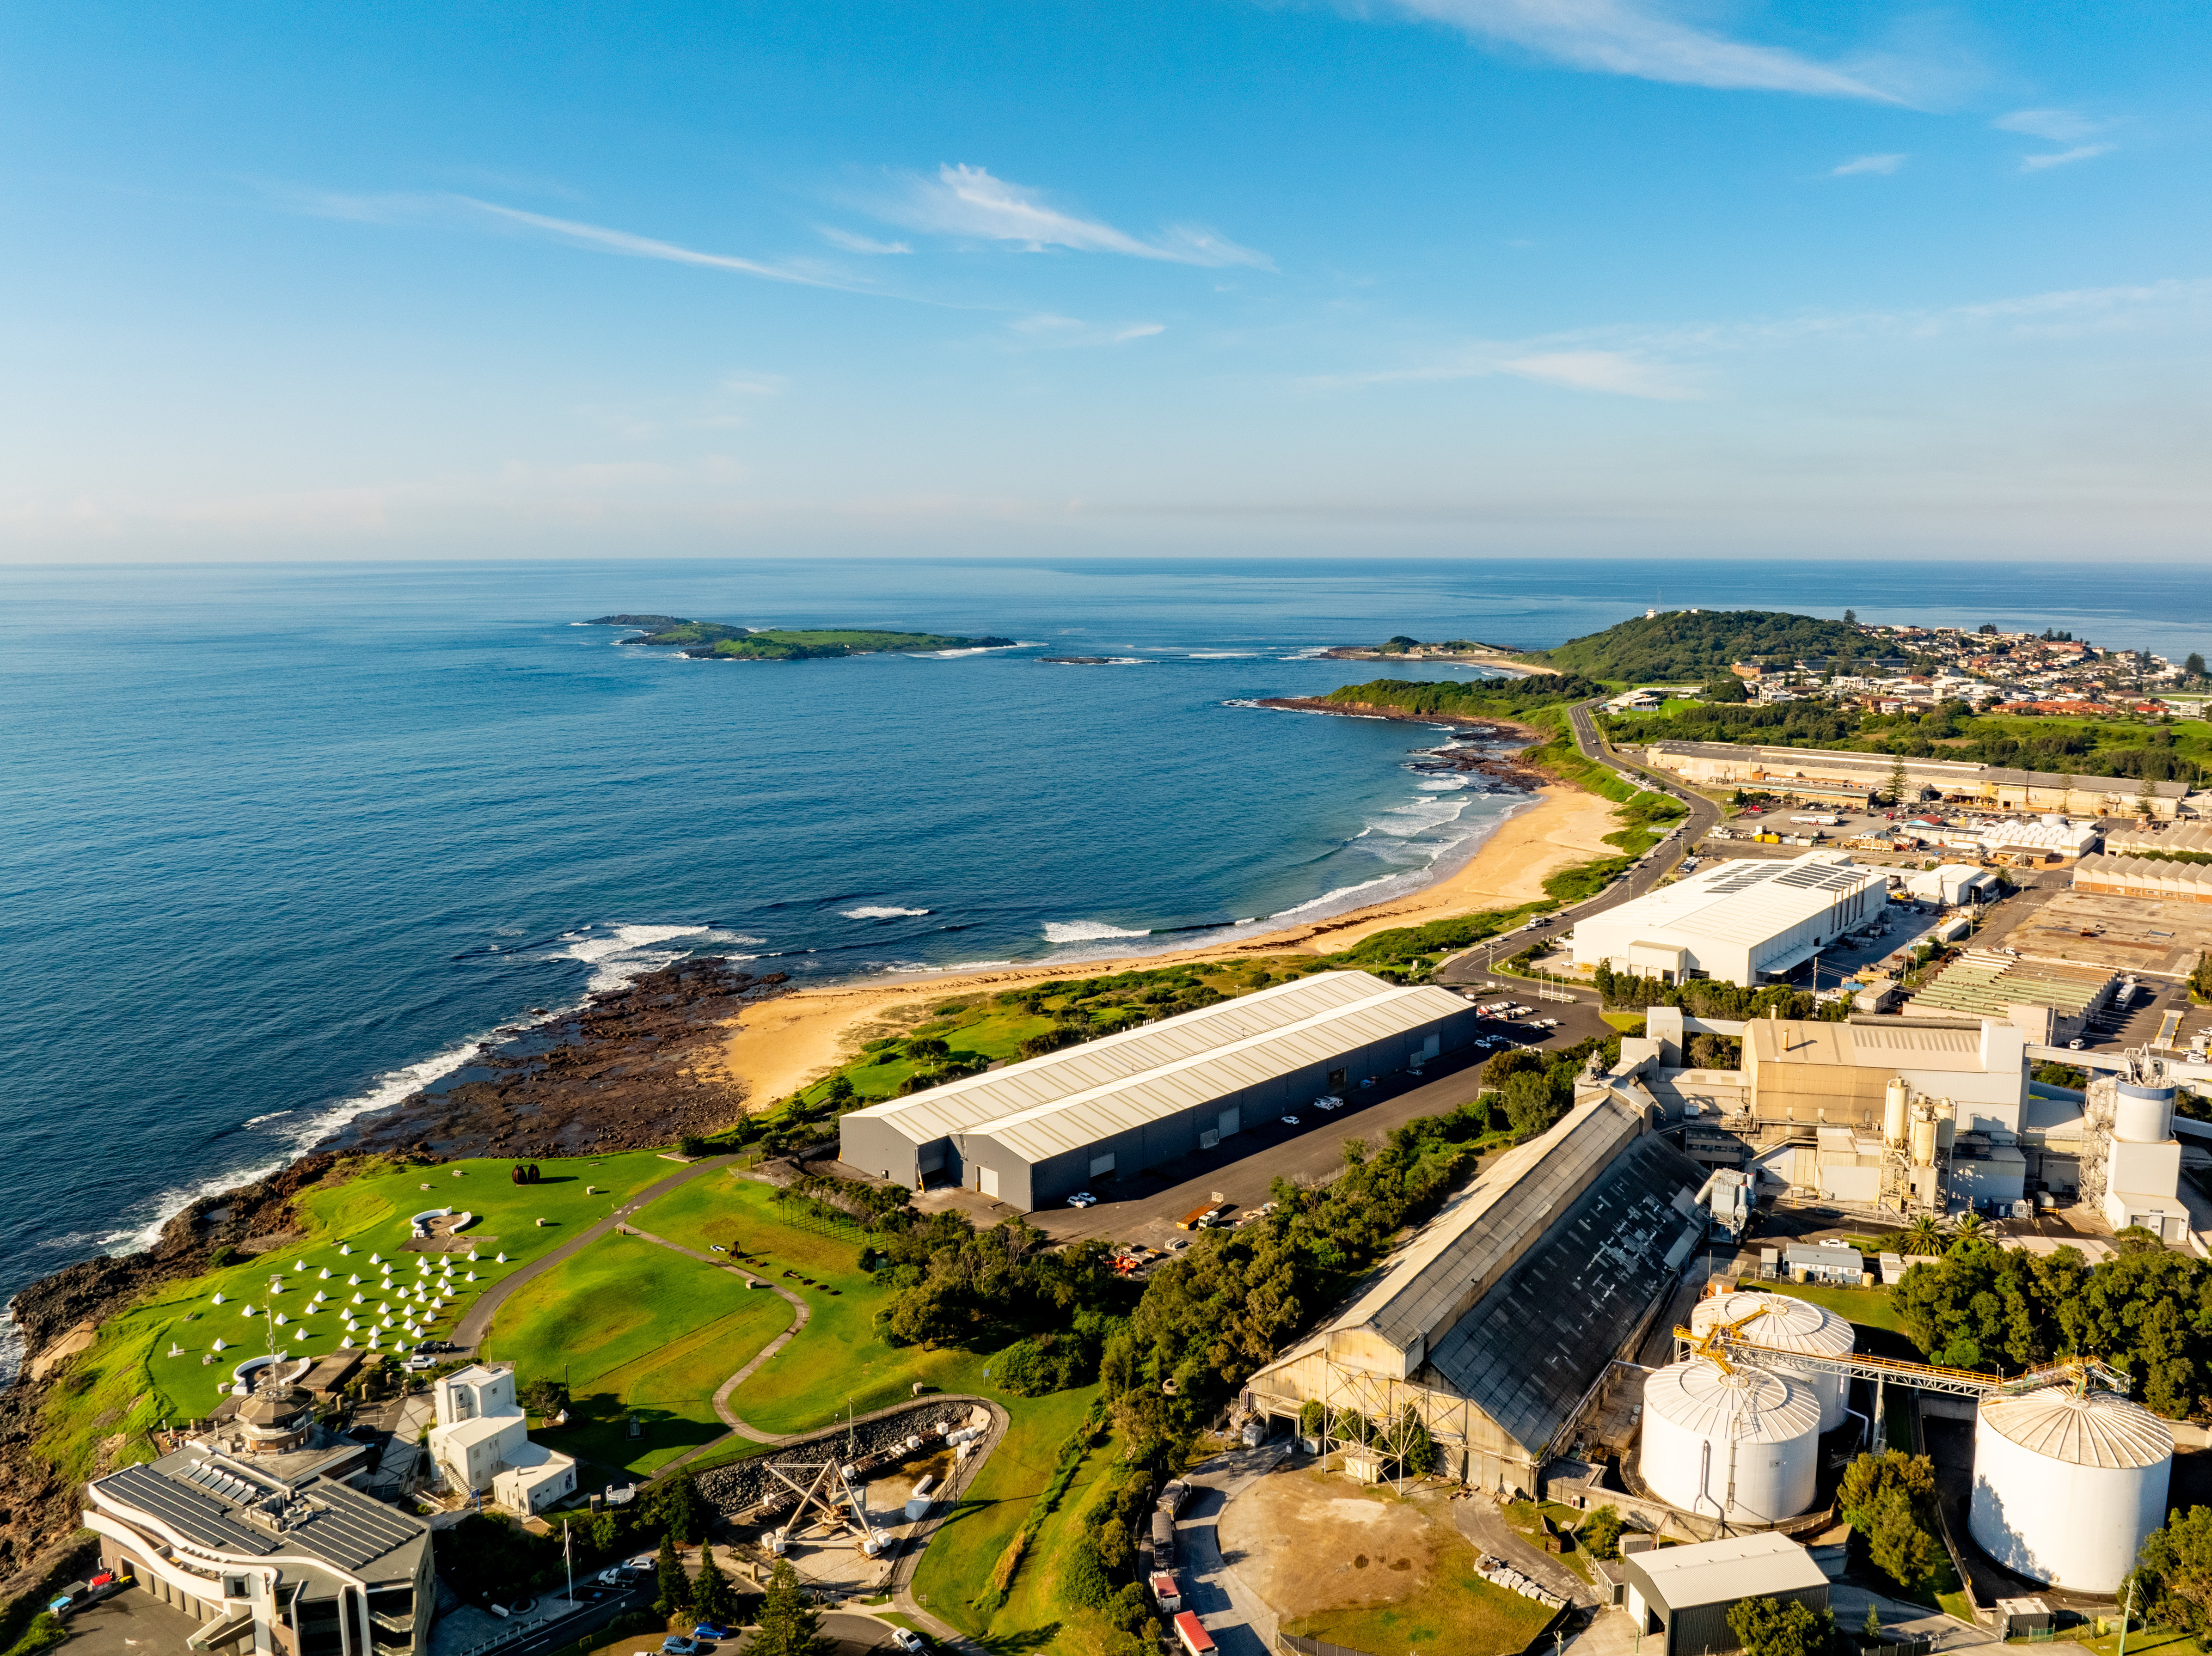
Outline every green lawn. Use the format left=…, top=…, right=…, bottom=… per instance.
left=1765, top=1280, right=1907, bottom=1336
left=60, top=1150, right=682, bottom=1487
left=631, top=1173, right=1005, bottom=1435
left=908, top=1387, right=1104, bottom=1641
left=483, top=1231, right=795, bottom=1475
left=1285, top=1528, right=1556, bottom=1656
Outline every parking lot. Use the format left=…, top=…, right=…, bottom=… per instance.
left=1027, top=994, right=1609, bottom=1250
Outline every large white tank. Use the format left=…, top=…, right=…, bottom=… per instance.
left=2114, top=1082, right=2175, bottom=1145
left=1910, top=1112, right=1938, bottom=1167
left=1640, top=1360, right=1820, bottom=1524
left=1968, top=1386, right=2172, bottom=1593
left=1884, top=1079, right=1910, bottom=1148
left=1691, top=1291, right=1855, bottom=1432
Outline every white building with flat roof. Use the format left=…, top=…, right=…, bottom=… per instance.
left=1570, top=851, right=1882, bottom=988
left=426, top=1364, right=575, bottom=1516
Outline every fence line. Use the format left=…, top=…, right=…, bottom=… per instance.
left=1278, top=1635, right=1376, bottom=1656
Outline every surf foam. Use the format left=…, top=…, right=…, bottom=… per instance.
left=842, top=905, right=933, bottom=919
left=1042, top=920, right=1151, bottom=943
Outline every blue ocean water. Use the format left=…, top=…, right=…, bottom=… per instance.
left=3, top=556, right=2206, bottom=1364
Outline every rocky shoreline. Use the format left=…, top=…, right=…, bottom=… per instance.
left=1253, top=698, right=1552, bottom=790
left=0, top=954, right=784, bottom=1599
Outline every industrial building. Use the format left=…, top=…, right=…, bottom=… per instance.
left=2072, top=853, right=2212, bottom=904
left=837, top=971, right=1477, bottom=1211
left=1569, top=851, right=1884, bottom=988
left=1743, top=1016, right=2027, bottom=1134
left=1641, top=741, right=2192, bottom=821
left=2107, top=821, right=2212, bottom=857
left=1241, top=1082, right=1711, bottom=1494
left=1905, top=952, right=2119, bottom=1045
left=1622, top=1533, right=1829, bottom=1656
left=1968, top=1384, right=2172, bottom=1593
left=2081, top=1056, right=2190, bottom=1242
left=1977, top=819, right=2101, bottom=863
left=85, top=1445, right=435, bottom=1656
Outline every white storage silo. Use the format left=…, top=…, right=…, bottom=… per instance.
left=1640, top=1359, right=1820, bottom=1524
left=1690, top=1291, right=1856, bottom=1433
left=1969, top=1385, right=2172, bottom=1593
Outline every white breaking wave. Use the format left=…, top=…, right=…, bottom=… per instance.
left=242, top=1111, right=294, bottom=1127
left=1042, top=920, right=1151, bottom=943
left=79, top=917, right=751, bottom=1270
left=842, top=905, right=932, bottom=919
left=1187, top=651, right=1259, bottom=659
left=555, top=923, right=715, bottom=991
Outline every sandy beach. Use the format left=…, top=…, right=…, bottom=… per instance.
left=707, top=782, right=1621, bottom=1109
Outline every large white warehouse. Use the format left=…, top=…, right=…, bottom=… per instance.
left=1571, top=851, right=1883, bottom=988
left=837, top=971, right=1477, bottom=1211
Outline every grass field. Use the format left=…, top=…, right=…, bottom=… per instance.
left=630, top=1173, right=1003, bottom=1435
left=1765, top=1280, right=1907, bottom=1337
left=1284, top=1529, right=1556, bottom=1656
left=46, top=1149, right=684, bottom=1491
left=907, top=1386, right=1104, bottom=1645
left=482, top=1231, right=795, bottom=1474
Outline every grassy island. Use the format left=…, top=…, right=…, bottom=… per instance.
left=586, top=615, right=1014, bottom=659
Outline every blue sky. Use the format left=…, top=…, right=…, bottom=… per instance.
left=5, top=0, right=2208, bottom=559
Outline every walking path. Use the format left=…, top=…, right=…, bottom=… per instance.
left=615, top=1223, right=811, bottom=1447
left=449, top=1153, right=738, bottom=1350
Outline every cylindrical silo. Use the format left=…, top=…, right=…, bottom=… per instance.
left=1690, top=1291, right=1855, bottom=1432
left=2114, top=1082, right=2175, bottom=1144
left=1968, top=1386, right=2172, bottom=1593
left=1884, top=1079, right=1910, bottom=1149
left=1910, top=1112, right=1938, bottom=1167
left=1640, top=1360, right=1820, bottom=1525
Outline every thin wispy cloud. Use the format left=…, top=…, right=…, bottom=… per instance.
left=1382, top=0, right=1896, bottom=99
left=817, top=226, right=912, bottom=255
left=876, top=164, right=1272, bottom=269
left=1832, top=153, right=1907, bottom=177
left=1313, top=277, right=2212, bottom=399
left=1007, top=314, right=1168, bottom=347
left=265, top=186, right=882, bottom=294
left=2020, top=144, right=2116, bottom=173
left=1994, top=108, right=2104, bottom=142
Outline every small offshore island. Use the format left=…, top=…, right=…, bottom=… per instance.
left=588, top=613, right=1014, bottom=660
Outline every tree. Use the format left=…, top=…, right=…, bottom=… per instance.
left=1888, top=753, right=1910, bottom=808
left=1900, top=1216, right=1943, bottom=1254
left=2136, top=1506, right=2212, bottom=1638
left=1838, top=1452, right=1946, bottom=1594
left=1298, top=1398, right=1325, bottom=1440
left=1844, top=610, right=1858, bottom=626
left=1502, top=1069, right=1562, bottom=1137
left=1580, top=1505, right=1625, bottom=1560
left=2193, top=951, right=2212, bottom=1004
left=677, top=1134, right=709, bottom=1158
left=1727, top=1596, right=1835, bottom=1656
left=1865, top=1605, right=1883, bottom=1641
left=1397, top=1405, right=1439, bottom=1477
left=750, top=1560, right=831, bottom=1656
left=653, top=1533, right=691, bottom=1621
left=2187, top=652, right=2208, bottom=682
left=1979, top=622, right=1999, bottom=635
left=692, top=1546, right=735, bottom=1627
left=1706, top=674, right=1751, bottom=704
left=658, top=1466, right=703, bottom=1547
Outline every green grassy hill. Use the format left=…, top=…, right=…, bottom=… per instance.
left=1531, top=608, right=1865, bottom=681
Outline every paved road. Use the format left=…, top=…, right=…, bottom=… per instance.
left=1437, top=697, right=1721, bottom=990
left=1172, top=1442, right=1291, bottom=1656
left=450, top=1154, right=736, bottom=1352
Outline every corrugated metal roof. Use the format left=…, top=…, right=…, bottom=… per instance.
left=1424, top=1133, right=1708, bottom=1455
left=1630, top=1531, right=1829, bottom=1607
left=1979, top=1387, right=2172, bottom=1469
left=1576, top=852, right=1879, bottom=953
left=95, top=1452, right=428, bottom=1574
left=1338, top=1094, right=1646, bottom=1353
left=844, top=971, right=1465, bottom=1156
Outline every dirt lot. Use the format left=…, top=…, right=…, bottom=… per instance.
left=1218, top=1462, right=1555, bottom=1655
left=2003, top=888, right=2212, bottom=980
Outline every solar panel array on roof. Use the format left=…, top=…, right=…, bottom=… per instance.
left=286, top=1485, right=423, bottom=1570
left=1425, top=1134, right=1707, bottom=1456
left=101, top=1464, right=276, bottom=1557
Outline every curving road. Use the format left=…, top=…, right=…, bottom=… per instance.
left=1439, top=697, right=1719, bottom=988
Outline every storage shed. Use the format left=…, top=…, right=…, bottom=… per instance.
left=1621, top=1532, right=1829, bottom=1656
